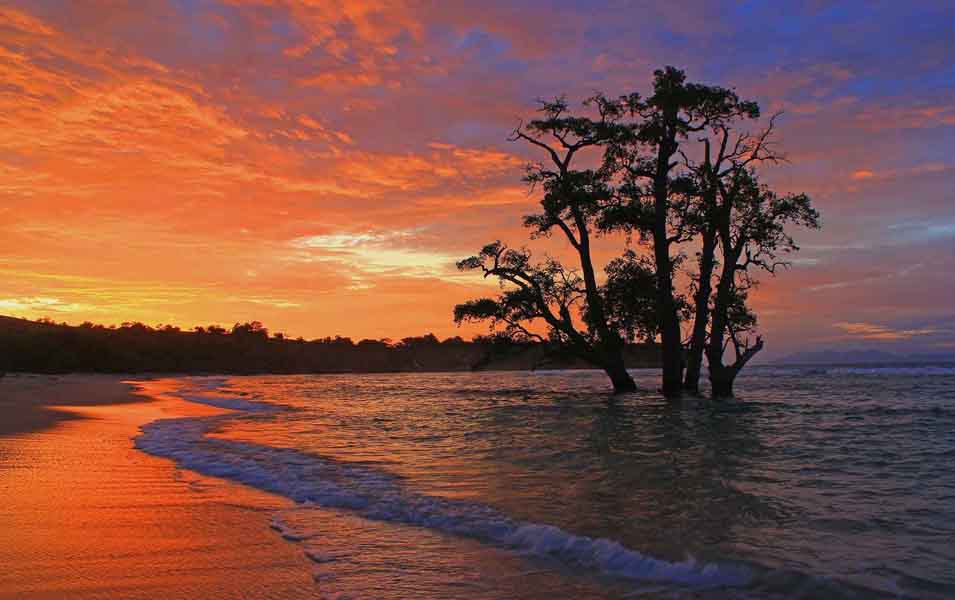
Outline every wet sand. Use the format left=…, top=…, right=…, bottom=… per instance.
left=0, top=373, right=146, bottom=437
left=0, top=374, right=318, bottom=599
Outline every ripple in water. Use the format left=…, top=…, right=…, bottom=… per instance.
left=135, top=366, right=955, bottom=599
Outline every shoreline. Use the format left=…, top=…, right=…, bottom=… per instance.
left=0, top=374, right=318, bottom=598
left=0, top=373, right=149, bottom=438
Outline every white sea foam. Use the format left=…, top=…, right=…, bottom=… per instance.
left=189, top=376, right=234, bottom=392
left=177, top=393, right=275, bottom=412
left=135, top=384, right=752, bottom=589
left=170, top=377, right=285, bottom=411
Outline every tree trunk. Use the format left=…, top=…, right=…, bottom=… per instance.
left=683, top=226, right=717, bottom=394
left=605, top=357, right=637, bottom=393
left=706, top=282, right=731, bottom=399
left=709, top=365, right=737, bottom=399
left=659, top=310, right=683, bottom=398
left=654, top=237, right=684, bottom=399
left=653, top=142, right=683, bottom=401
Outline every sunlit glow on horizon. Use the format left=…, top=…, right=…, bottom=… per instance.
left=0, top=1, right=952, bottom=356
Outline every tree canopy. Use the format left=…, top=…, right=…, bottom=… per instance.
left=455, top=66, right=820, bottom=398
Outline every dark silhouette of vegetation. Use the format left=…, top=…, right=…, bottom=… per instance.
left=0, top=316, right=659, bottom=375
left=455, top=98, right=646, bottom=393
left=456, top=66, right=819, bottom=398
left=598, top=67, right=762, bottom=399
left=705, top=169, right=819, bottom=397
left=678, top=114, right=783, bottom=393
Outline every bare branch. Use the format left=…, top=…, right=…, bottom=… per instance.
left=510, top=126, right=563, bottom=171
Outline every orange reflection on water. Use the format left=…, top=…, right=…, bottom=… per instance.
left=0, top=378, right=315, bottom=599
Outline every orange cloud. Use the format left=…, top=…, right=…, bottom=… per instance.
left=847, top=164, right=953, bottom=185
left=1, top=1, right=952, bottom=351
left=0, top=6, right=56, bottom=36
left=0, top=5, right=530, bottom=338
left=854, top=104, right=955, bottom=130
left=833, top=321, right=939, bottom=341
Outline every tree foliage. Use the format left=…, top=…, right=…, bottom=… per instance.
left=456, top=98, right=648, bottom=392
left=706, top=168, right=820, bottom=396
left=455, top=66, right=820, bottom=398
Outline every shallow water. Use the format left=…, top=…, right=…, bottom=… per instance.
left=136, top=366, right=955, bottom=599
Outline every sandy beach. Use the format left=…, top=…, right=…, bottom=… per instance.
left=0, top=374, right=317, bottom=599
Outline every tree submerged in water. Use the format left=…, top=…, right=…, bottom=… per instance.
left=596, top=66, right=763, bottom=399
left=705, top=169, right=819, bottom=397
left=455, top=67, right=819, bottom=399
left=454, top=97, right=651, bottom=393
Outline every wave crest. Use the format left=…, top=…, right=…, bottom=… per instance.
left=135, top=383, right=751, bottom=589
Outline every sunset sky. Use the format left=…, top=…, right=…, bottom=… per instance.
left=1, top=1, right=953, bottom=359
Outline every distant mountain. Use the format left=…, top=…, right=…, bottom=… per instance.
left=905, top=352, right=955, bottom=364
left=777, top=348, right=955, bottom=365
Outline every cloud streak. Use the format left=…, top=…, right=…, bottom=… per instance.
left=834, top=322, right=941, bottom=341
left=0, top=1, right=953, bottom=350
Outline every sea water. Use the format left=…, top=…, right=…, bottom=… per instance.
left=135, top=366, right=955, bottom=598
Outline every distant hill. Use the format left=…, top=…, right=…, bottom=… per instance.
left=0, top=315, right=660, bottom=375
left=777, top=348, right=955, bottom=365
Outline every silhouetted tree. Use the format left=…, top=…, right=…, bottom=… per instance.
left=706, top=169, right=819, bottom=397
left=599, top=66, right=761, bottom=400
left=232, top=321, right=268, bottom=340
left=455, top=97, right=642, bottom=393
left=399, top=333, right=441, bottom=348
left=601, top=250, right=661, bottom=343
left=680, top=114, right=782, bottom=393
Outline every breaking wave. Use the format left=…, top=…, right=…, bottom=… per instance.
left=135, top=383, right=751, bottom=590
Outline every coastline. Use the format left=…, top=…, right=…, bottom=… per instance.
left=0, top=374, right=318, bottom=599
left=0, top=373, right=147, bottom=437
left=3, top=371, right=945, bottom=598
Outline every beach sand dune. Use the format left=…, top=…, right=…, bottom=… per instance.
left=0, top=374, right=318, bottom=599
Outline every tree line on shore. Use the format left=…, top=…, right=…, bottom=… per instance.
left=0, top=316, right=659, bottom=375
left=454, top=66, right=820, bottom=398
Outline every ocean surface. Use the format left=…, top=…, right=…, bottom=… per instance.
left=135, top=366, right=955, bottom=599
